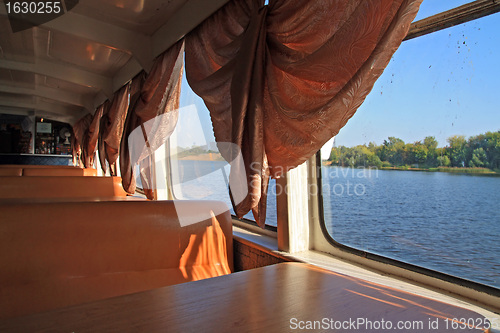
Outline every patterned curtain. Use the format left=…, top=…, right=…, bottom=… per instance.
left=71, top=113, right=92, bottom=167
left=185, top=0, right=422, bottom=226
left=97, top=100, right=111, bottom=173
left=82, top=104, right=104, bottom=168
left=99, top=84, right=130, bottom=176
left=120, top=73, right=145, bottom=194
left=120, top=40, right=184, bottom=198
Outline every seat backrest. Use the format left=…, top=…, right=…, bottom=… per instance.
left=0, top=165, right=97, bottom=176
left=22, top=168, right=97, bottom=176
left=0, top=200, right=233, bottom=318
left=0, top=168, right=22, bottom=176
left=0, top=176, right=127, bottom=198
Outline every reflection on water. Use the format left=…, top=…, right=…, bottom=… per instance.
left=322, top=166, right=500, bottom=289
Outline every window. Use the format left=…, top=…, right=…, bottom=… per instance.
left=168, top=70, right=277, bottom=227
left=320, top=10, right=500, bottom=289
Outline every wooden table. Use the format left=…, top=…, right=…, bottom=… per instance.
left=0, top=263, right=489, bottom=332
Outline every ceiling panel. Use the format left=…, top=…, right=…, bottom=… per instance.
left=45, top=30, right=132, bottom=76
left=0, top=17, right=35, bottom=62
left=42, top=75, right=99, bottom=96
left=37, top=96, right=85, bottom=111
left=0, top=69, right=36, bottom=88
left=0, top=0, right=224, bottom=123
left=0, top=91, right=35, bottom=103
left=71, top=0, right=187, bottom=35
left=0, top=68, right=11, bottom=81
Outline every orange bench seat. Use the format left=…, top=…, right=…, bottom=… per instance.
left=0, top=176, right=126, bottom=199
left=0, top=165, right=97, bottom=176
left=0, top=200, right=233, bottom=319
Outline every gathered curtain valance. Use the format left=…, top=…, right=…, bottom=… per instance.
left=185, top=0, right=422, bottom=226
left=97, top=100, right=111, bottom=173
left=71, top=113, right=92, bottom=167
left=71, top=40, right=184, bottom=198
left=119, top=40, right=184, bottom=198
left=82, top=103, right=104, bottom=168
left=119, top=73, right=145, bottom=194
left=70, top=0, right=421, bottom=223
left=100, top=85, right=130, bottom=174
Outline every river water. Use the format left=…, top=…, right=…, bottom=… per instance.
left=173, top=160, right=499, bottom=289
left=321, top=166, right=500, bottom=289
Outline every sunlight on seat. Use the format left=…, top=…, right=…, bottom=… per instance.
left=179, top=211, right=231, bottom=281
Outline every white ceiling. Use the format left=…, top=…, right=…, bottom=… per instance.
left=0, top=0, right=229, bottom=124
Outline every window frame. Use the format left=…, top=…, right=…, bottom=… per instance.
left=315, top=152, right=500, bottom=295
left=316, top=1, right=500, bottom=295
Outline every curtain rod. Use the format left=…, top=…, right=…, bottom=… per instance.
left=405, top=0, right=500, bottom=41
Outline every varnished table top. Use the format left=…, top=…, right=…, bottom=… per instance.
left=0, top=262, right=489, bottom=332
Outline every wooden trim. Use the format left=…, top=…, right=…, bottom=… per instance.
left=232, top=219, right=277, bottom=238
left=405, top=0, right=500, bottom=41
left=276, top=175, right=289, bottom=251
left=233, top=236, right=297, bottom=271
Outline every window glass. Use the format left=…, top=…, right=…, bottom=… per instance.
left=169, top=70, right=277, bottom=227
left=321, top=14, right=500, bottom=288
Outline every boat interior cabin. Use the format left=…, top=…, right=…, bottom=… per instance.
left=0, top=0, right=499, bottom=331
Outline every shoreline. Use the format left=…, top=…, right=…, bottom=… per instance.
left=178, top=153, right=224, bottom=161
left=323, top=162, right=500, bottom=176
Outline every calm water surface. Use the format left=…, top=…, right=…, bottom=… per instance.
left=322, top=166, right=500, bottom=289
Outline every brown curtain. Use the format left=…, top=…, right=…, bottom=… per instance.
left=185, top=0, right=422, bottom=226
left=96, top=86, right=130, bottom=175
left=120, top=73, right=145, bottom=194
left=97, top=100, right=111, bottom=174
left=82, top=106, right=104, bottom=168
left=71, top=113, right=92, bottom=167
left=119, top=40, right=184, bottom=198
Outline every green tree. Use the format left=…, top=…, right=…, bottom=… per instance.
left=329, top=145, right=382, bottom=168
left=357, top=146, right=381, bottom=167
left=328, top=130, right=499, bottom=172
left=469, top=148, right=487, bottom=167
left=423, top=136, right=438, bottom=166
left=336, top=146, right=351, bottom=167
left=447, top=135, right=467, bottom=167
left=485, top=131, right=500, bottom=170
left=412, top=143, right=428, bottom=166
left=423, top=136, right=438, bottom=150
left=366, top=152, right=382, bottom=168
left=329, top=148, right=339, bottom=163
left=367, top=141, right=378, bottom=153
left=382, top=137, right=405, bottom=166
left=437, top=155, right=451, bottom=167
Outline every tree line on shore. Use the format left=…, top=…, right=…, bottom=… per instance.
left=327, top=131, right=500, bottom=172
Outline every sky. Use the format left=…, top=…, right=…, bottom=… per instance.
left=175, top=1, right=500, bottom=150
left=335, top=2, right=500, bottom=148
